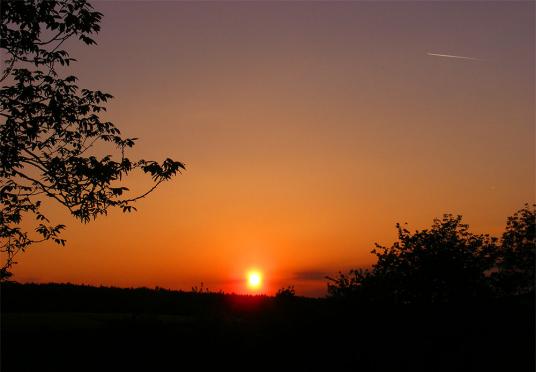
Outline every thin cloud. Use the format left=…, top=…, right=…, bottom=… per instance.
left=427, top=52, right=479, bottom=61
left=292, top=270, right=328, bottom=281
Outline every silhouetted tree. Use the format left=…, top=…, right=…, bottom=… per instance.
left=326, top=269, right=372, bottom=300
left=328, top=214, right=498, bottom=303
left=493, top=204, right=535, bottom=296
left=191, top=282, right=210, bottom=294
left=275, top=285, right=296, bottom=300
left=0, top=0, right=184, bottom=279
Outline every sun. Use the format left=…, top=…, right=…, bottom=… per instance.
left=247, top=271, right=262, bottom=290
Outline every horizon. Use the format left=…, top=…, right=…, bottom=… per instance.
left=7, top=1, right=535, bottom=297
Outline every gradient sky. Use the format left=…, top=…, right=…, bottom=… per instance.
left=11, top=1, right=535, bottom=297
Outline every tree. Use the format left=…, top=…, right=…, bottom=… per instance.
left=0, top=0, right=184, bottom=279
left=493, top=204, right=535, bottom=296
left=327, top=214, right=498, bottom=304
left=275, top=285, right=296, bottom=300
left=326, top=268, right=372, bottom=300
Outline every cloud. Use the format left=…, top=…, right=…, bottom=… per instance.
left=292, top=270, right=328, bottom=281
left=426, top=52, right=479, bottom=61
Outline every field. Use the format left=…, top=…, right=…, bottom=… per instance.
left=1, top=282, right=534, bottom=371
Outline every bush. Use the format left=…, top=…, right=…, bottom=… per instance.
left=328, top=205, right=535, bottom=303
left=493, top=204, right=535, bottom=296
left=275, top=286, right=296, bottom=300
left=328, top=214, right=498, bottom=303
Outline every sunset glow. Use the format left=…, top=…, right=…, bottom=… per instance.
left=7, top=1, right=534, bottom=297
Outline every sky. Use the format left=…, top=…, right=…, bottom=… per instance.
left=11, top=0, right=535, bottom=297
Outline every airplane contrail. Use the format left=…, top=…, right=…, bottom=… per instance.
left=426, top=52, right=479, bottom=61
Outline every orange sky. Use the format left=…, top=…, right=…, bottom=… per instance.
left=10, top=1, right=535, bottom=297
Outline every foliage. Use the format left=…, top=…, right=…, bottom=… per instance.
left=328, top=214, right=500, bottom=303
left=325, top=269, right=372, bottom=300
left=0, top=0, right=184, bottom=279
left=328, top=205, right=535, bottom=303
left=275, top=285, right=296, bottom=300
left=191, top=282, right=211, bottom=294
left=492, top=203, right=535, bottom=296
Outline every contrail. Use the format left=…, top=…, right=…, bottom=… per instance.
left=427, top=52, right=479, bottom=61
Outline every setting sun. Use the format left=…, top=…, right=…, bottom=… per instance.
left=247, top=271, right=262, bottom=290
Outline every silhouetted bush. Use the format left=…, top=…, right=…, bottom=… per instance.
left=275, top=286, right=296, bottom=300
left=328, top=205, right=535, bottom=304
left=492, top=204, right=535, bottom=296
left=191, top=282, right=211, bottom=294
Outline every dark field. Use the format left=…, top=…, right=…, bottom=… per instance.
left=1, top=282, right=534, bottom=371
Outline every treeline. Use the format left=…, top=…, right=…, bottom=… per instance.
left=1, top=281, right=314, bottom=315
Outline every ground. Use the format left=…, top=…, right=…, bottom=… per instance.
left=1, top=282, right=534, bottom=371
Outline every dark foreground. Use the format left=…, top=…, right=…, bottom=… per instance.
left=1, top=282, right=534, bottom=371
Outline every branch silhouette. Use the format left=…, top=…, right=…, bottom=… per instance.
left=0, top=0, right=184, bottom=279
